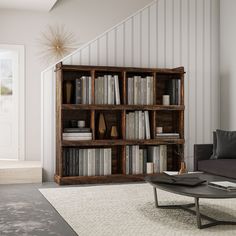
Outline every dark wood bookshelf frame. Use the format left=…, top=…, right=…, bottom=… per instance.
left=55, top=62, right=185, bottom=185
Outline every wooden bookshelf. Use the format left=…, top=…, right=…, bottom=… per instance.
left=55, top=62, right=185, bottom=185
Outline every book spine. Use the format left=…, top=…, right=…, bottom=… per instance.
left=83, top=149, right=88, bottom=176
left=75, top=78, right=82, bottom=104
left=146, top=77, right=151, bottom=105
left=95, top=78, right=98, bottom=104
left=81, top=76, right=87, bottom=104
left=135, top=146, right=139, bottom=174
left=150, top=77, right=154, bottom=105
left=130, top=113, right=135, bottom=139
left=134, top=76, right=138, bottom=105
left=143, top=77, right=147, bottom=105
left=95, top=149, right=100, bottom=176
left=88, top=76, right=92, bottom=104
left=104, top=75, right=108, bottom=104
left=144, top=111, right=151, bottom=139
left=114, top=75, right=120, bottom=105
left=126, top=146, right=129, bottom=174
left=138, top=111, right=142, bottom=139
left=99, top=149, right=104, bottom=176
left=139, top=149, right=143, bottom=174
left=107, top=75, right=112, bottom=104
left=111, top=76, right=115, bottom=105
left=126, top=114, right=129, bottom=139
left=160, top=145, right=167, bottom=172
left=108, top=148, right=112, bottom=175
left=143, top=149, right=147, bottom=174
left=129, top=146, right=132, bottom=174
left=134, top=111, right=139, bottom=139
left=79, top=149, right=83, bottom=176
left=132, top=146, right=136, bottom=174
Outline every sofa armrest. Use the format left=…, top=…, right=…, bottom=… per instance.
left=194, top=144, right=213, bottom=171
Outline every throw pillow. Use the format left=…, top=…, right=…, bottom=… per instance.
left=215, top=129, right=236, bottom=159
left=210, top=131, right=217, bottom=159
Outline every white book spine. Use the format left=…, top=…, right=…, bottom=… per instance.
left=81, top=76, right=87, bottom=104
left=111, top=77, right=115, bottom=105
left=104, top=75, right=108, bottom=104
left=134, top=111, right=139, bottom=139
left=142, top=112, right=145, bottom=139
left=104, top=149, right=109, bottom=175
left=134, top=76, right=139, bottom=105
left=132, top=146, right=136, bottom=174
left=143, top=78, right=147, bottom=105
left=150, top=77, right=154, bottom=105
left=141, top=78, right=145, bottom=105
left=135, top=146, right=139, bottom=174
left=126, top=114, right=129, bottom=139
left=114, top=75, right=120, bottom=105
left=107, top=75, right=112, bottom=104
left=127, top=77, right=132, bottom=104
left=144, top=111, right=151, bottom=139
left=95, top=79, right=98, bottom=104
left=91, top=149, right=96, bottom=176
left=154, top=146, right=160, bottom=173
left=63, top=136, right=92, bottom=141
left=138, top=111, right=142, bottom=139
left=87, top=149, right=92, bottom=176
left=146, top=77, right=151, bottom=105
left=130, top=113, right=135, bottom=139
left=99, top=149, right=104, bottom=176
left=88, top=76, right=92, bottom=104
left=160, top=145, right=167, bottom=172
left=108, top=148, right=112, bottom=175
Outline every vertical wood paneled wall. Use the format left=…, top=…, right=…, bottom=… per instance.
left=41, top=0, right=220, bottom=181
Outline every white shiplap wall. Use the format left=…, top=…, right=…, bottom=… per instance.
left=41, top=0, right=220, bottom=181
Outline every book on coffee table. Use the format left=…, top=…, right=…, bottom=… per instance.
left=208, top=181, right=236, bottom=191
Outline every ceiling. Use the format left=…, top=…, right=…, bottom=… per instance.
left=0, top=0, right=58, bottom=12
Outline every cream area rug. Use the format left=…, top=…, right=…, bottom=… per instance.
left=39, top=183, right=236, bottom=236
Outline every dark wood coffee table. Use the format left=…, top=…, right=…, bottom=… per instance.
left=145, top=173, right=236, bottom=229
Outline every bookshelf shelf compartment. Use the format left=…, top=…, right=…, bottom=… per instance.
left=56, top=63, right=185, bottom=185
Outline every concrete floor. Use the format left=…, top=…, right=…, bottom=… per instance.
left=0, top=183, right=78, bottom=236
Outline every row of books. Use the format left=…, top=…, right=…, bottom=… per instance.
left=63, top=148, right=112, bottom=177
left=75, top=76, right=92, bottom=104
left=165, top=79, right=181, bottom=105
left=63, top=127, right=92, bottom=141
left=125, top=145, right=167, bottom=174
left=127, top=76, right=154, bottom=105
left=126, top=111, right=150, bottom=140
left=95, top=75, right=120, bottom=105
left=155, top=133, right=180, bottom=139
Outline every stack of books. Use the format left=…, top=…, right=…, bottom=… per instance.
left=63, top=148, right=112, bottom=176
left=95, top=75, right=120, bottom=104
left=155, top=133, right=180, bottom=139
left=127, top=76, right=154, bottom=105
left=63, top=128, right=92, bottom=141
left=125, top=145, right=167, bottom=175
left=126, top=111, right=150, bottom=140
left=75, top=76, right=92, bottom=104
left=165, top=79, right=181, bottom=105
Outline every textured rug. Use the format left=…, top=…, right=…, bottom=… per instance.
left=39, top=183, right=236, bottom=236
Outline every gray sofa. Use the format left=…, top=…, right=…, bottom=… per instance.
left=194, top=144, right=236, bottom=179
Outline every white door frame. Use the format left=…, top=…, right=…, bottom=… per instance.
left=0, top=44, right=25, bottom=160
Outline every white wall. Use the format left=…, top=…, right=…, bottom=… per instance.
left=0, top=0, right=152, bottom=162
left=220, top=0, right=236, bottom=130
left=42, top=0, right=220, bottom=181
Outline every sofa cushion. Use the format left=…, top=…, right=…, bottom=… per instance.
left=198, top=159, right=236, bottom=179
left=210, top=131, right=217, bottom=159
left=216, top=129, right=236, bottom=159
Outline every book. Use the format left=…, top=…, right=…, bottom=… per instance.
left=79, top=149, right=84, bottom=176
left=75, top=78, right=82, bottom=104
left=63, top=132, right=92, bottom=137
left=99, top=149, right=104, bottom=176
left=144, top=111, right=150, bottom=139
left=126, top=146, right=129, bottom=174
left=88, top=76, right=92, bottom=104
left=104, top=75, right=108, bottom=104
left=208, top=181, right=236, bottom=191
left=160, top=145, right=167, bottom=172
left=114, top=75, right=120, bottom=105
left=81, top=76, right=87, bottom=104
left=128, top=77, right=134, bottom=104
left=107, top=75, right=112, bottom=104
left=156, top=133, right=180, bottom=139
left=64, top=128, right=91, bottom=133
left=146, top=76, right=151, bottom=105
left=63, top=136, right=92, bottom=141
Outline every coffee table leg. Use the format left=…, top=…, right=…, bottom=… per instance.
left=195, top=197, right=202, bottom=229
left=153, top=187, right=158, bottom=208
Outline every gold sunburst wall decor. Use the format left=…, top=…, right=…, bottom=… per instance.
left=38, top=25, right=80, bottom=65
